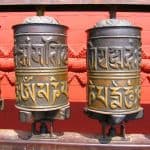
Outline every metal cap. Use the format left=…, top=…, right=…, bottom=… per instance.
left=95, top=19, right=132, bottom=27
left=23, top=16, right=59, bottom=24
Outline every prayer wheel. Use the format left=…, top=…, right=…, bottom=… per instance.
left=86, top=19, right=142, bottom=116
left=13, top=17, right=69, bottom=112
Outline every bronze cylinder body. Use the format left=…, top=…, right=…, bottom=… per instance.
left=13, top=23, right=69, bottom=111
left=87, top=26, right=142, bottom=115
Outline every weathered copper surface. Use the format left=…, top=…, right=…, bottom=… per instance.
left=87, top=26, right=142, bottom=115
left=13, top=23, right=69, bottom=111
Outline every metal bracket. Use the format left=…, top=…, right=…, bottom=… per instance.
left=0, top=99, right=4, bottom=111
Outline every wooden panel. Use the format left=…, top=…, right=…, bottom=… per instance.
left=0, top=0, right=149, bottom=5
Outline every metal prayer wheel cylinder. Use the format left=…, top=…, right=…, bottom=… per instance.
left=13, top=23, right=69, bottom=112
left=87, top=24, right=142, bottom=115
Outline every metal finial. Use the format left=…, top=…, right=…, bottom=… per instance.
left=109, top=9, right=116, bottom=19
left=36, top=6, right=45, bottom=16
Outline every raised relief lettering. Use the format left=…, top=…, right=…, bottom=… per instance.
left=15, top=36, right=31, bottom=67
left=88, top=41, right=97, bottom=70
left=15, top=36, right=67, bottom=67
left=60, top=47, right=68, bottom=65
left=31, top=44, right=44, bottom=65
left=88, top=80, right=96, bottom=105
left=16, top=76, right=67, bottom=105
left=96, top=86, right=108, bottom=108
left=42, top=37, right=67, bottom=67
left=88, top=79, right=140, bottom=110
left=21, top=83, right=36, bottom=103
left=16, top=82, right=21, bottom=102
left=88, top=80, right=108, bottom=108
left=37, top=83, right=50, bottom=102
left=110, top=81, right=122, bottom=109
left=97, top=47, right=108, bottom=69
left=88, top=41, right=140, bottom=71
left=124, top=80, right=137, bottom=109
left=109, top=48, right=123, bottom=69
left=60, top=81, right=68, bottom=97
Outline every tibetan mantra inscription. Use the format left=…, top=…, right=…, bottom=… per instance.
left=87, top=26, right=141, bottom=114
left=13, top=24, right=69, bottom=111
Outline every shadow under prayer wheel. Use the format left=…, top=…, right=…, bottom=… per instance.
left=86, top=24, right=142, bottom=115
left=13, top=23, right=69, bottom=112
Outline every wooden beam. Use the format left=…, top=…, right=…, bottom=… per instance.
left=0, top=0, right=149, bottom=6
left=0, top=130, right=149, bottom=150
left=0, top=0, right=149, bottom=12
